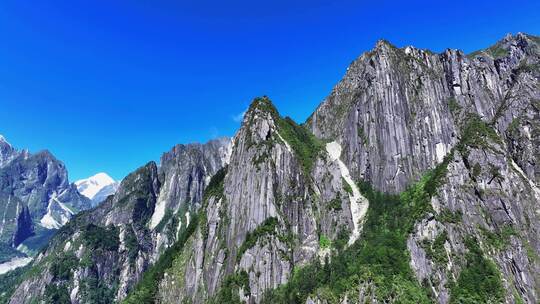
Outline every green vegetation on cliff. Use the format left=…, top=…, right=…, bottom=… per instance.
left=277, top=116, right=323, bottom=175
left=449, top=237, right=504, bottom=303
left=262, top=152, right=454, bottom=303
left=246, top=97, right=323, bottom=176
left=123, top=166, right=228, bottom=304
left=209, top=271, right=251, bottom=304
left=122, top=214, right=199, bottom=304
left=237, top=217, right=279, bottom=262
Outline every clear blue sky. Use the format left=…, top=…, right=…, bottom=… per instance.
left=0, top=0, right=538, bottom=181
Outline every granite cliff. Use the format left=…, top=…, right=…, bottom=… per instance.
left=3, top=33, right=539, bottom=304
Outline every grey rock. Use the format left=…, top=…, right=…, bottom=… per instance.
left=0, top=137, right=91, bottom=253
left=157, top=98, right=362, bottom=303
left=6, top=32, right=540, bottom=304
left=7, top=138, right=231, bottom=303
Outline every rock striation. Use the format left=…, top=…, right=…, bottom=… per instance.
left=0, top=136, right=91, bottom=255
left=4, top=32, right=540, bottom=304
left=6, top=138, right=231, bottom=303
left=155, top=98, right=362, bottom=303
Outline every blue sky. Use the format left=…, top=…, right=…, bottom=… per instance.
left=0, top=0, right=538, bottom=181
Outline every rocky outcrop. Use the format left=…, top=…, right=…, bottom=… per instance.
left=0, top=137, right=91, bottom=255
left=0, top=136, right=17, bottom=168
left=4, top=33, right=540, bottom=304
left=306, top=33, right=540, bottom=303
left=6, top=138, right=231, bottom=303
left=155, top=98, right=366, bottom=303
left=405, top=33, right=540, bottom=304
left=408, top=143, right=540, bottom=303
left=308, top=33, right=539, bottom=195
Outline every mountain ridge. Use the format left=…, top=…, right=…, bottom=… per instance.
left=0, top=136, right=92, bottom=256
left=3, top=32, right=540, bottom=304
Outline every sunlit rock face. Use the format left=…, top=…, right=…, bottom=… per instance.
left=6, top=33, right=540, bottom=304
left=156, top=97, right=359, bottom=303
left=0, top=135, right=91, bottom=252
left=307, top=33, right=540, bottom=303
left=309, top=33, right=539, bottom=194
left=7, top=137, right=231, bottom=303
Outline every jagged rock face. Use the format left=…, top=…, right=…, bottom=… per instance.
left=5, top=33, right=540, bottom=304
left=408, top=144, right=540, bottom=304
left=0, top=138, right=91, bottom=251
left=306, top=33, right=540, bottom=303
left=308, top=33, right=539, bottom=194
left=156, top=98, right=364, bottom=303
left=0, top=136, right=18, bottom=168
left=154, top=34, right=540, bottom=304
left=7, top=138, right=231, bottom=303
left=308, top=39, right=456, bottom=194
left=150, top=138, right=231, bottom=229
left=7, top=162, right=160, bottom=304
left=157, top=99, right=311, bottom=303
left=406, top=34, right=540, bottom=304
left=149, top=137, right=232, bottom=261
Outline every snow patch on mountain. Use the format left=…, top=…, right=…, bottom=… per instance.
left=40, top=192, right=75, bottom=229
left=75, top=173, right=119, bottom=205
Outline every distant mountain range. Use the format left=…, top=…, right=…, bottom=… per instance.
left=0, top=136, right=109, bottom=261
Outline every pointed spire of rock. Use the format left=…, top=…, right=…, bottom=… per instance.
left=244, top=96, right=280, bottom=122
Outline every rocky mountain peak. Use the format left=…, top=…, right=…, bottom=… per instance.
left=5, top=137, right=232, bottom=303
left=244, top=96, right=279, bottom=122
left=4, top=33, right=540, bottom=304
left=469, top=32, right=539, bottom=61
left=0, top=137, right=92, bottom=259
left=502, top=32, right=537, bottom=47
left=151, top=136, right=232, bottom=227
left=0, top=135, right=17, bottom=167
left=373, top=38, right=396, bottom=52
left=236, top=96, right=283, bottom=148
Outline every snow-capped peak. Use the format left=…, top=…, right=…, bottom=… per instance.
left=77, top=172, right=115, bottom=187
left=75, top=172, right=119, bottom=205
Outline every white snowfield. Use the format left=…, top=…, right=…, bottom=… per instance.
left=40, top=191, right=74, bottom=229
left=0, top=257, right=33, bottom=275
left=75, top=172, right=117, bottom=200
left=326, top=141, right=369, bottom=245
